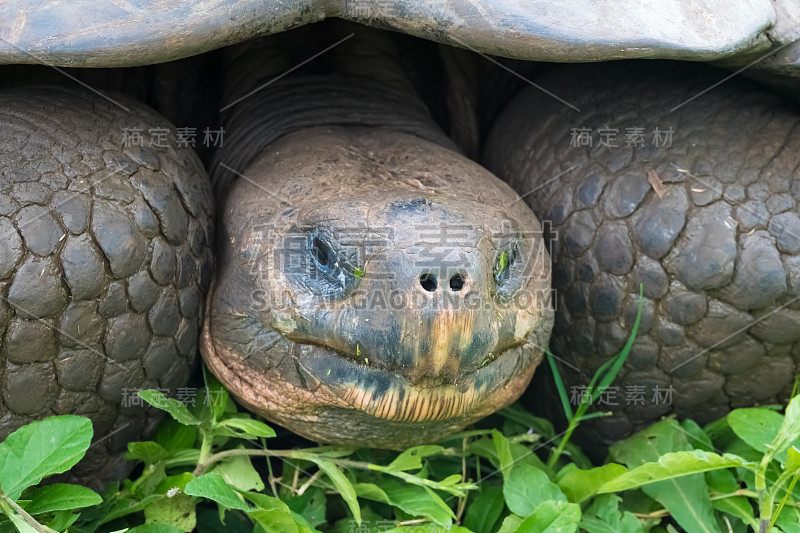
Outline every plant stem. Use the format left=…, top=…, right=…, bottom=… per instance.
left=0, top=485, right=57, bottom=533
left=296, top=470, right=322, bottom=496
left=756, top=453, right=771, bottom=493
left=756, top=446, right=775, bottom=532
left=710, top=489, right=759, bottom=501
left=193, top=448, right=474, bottom=496
left=264, top=440, right=280, bottom=498
left=194, top=448, right=383, bottom=475
left=547, top=399, right=595, bottom=469
left=546, top=417, right=580, bottom=469
left=454, top=437, right=468, bottom=524
left=769, top=470, right=800, bottom=531
left=196, top=427, right=213, bottom=473
left=633, top=509, right=669, bottom=519
left=291, top=463, right=300, bottom=496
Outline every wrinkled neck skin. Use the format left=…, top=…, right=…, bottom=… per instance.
left=202, top=23, right=554, bottom=448
left=211, top=21, right=456, bottom=193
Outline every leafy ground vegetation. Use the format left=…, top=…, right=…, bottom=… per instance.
left=1, top=298, right=800, bottom=533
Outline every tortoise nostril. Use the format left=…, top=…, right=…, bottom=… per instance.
left=449, top=273, right=465, bottom=292
left=419, top=273, right=438, bottom=292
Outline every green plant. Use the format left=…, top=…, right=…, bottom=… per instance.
left=2, top=285, right=800, bottom=532
left=0, top=416, right=101, bottom=532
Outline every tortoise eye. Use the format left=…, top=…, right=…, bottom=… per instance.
left=493, top=242, right=522, bottom=300
left=493, top=249, right=512, bottom=285
left=312, top=237, right=331, bottom=268
left=288, top=231, right=360, bottom=299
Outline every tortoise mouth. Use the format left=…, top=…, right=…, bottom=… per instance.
left=293, top=341, right=521, bottom=423
left=295, top=335, right=515, bottom=389
left=201, top=314, right=538, bottom=424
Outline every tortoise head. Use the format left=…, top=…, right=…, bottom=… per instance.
left=201, top=127, right=553, bottom=447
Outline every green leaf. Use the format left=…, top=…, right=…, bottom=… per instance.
left=126, top=441, right=171, bottom=464
left=503, top=464, right=565, bottom=517
left=496, top=514, right=524, bottom=533
left=155, top=473, right=195, bottom=495
left=203, top=370, right=231, bottom=423
left=21, top=484, right=101, bottom=515
left=213, top=452, right=264, bottom=492
left=195, top=507, right=254, bottom=533
left=285, top=486, right=326, bottom=529
left=0, top=415, right=93, bottom=500
left=386, top=445, right=444, bottom=472
left=463, top=485, right=505, bottom=533
left=164, top=449, right=201, bottom=468
left=184, top=472, right=252, bottom=511
left=357, top=479, right=454, bottom=527
left=579, top=494, right=642, bottom=533
left=516, top=500, right=581, bottom=533
left=45, top=510, right=80, bottom=532
left=599, top=450, right=754, bottom=492
left=242, top=492, right=300, bottom=533
left=546, top=350, right=573, bottom=421
left=353, top=482, right=388, bottom=501
left=475, top=431, right=553, bottom=477
left=775, top=505, right=800, bottom=533
left=492, top=430, right=514, bottom=476
left=155, top=418, right=198, bottom=451
left=705, top=466, right=738, bottom=493
left=468, top=437, right=500, bottom=468
left=354, top=267, right=365, bottom=278
left=438, top=474, right=465, bottom=489
left=772, top=394, right=800, bottom=461
left=97, top=494, right=165, bottom=525
left=138, top=390, right=200, bottom=426
left=556, top=463, right=628, bottom=503
left=217, top=418, right=276, bottom=438
left=728, top=408, right=784, bottom=453
left=680, top=419, right=714, bottom=452
left=144, top=492, right=196, bottom=532
left=314, top=460, right=360, bottom=524
left=499, top=404, right=555, bottom=438
left=135, top=461, right=168, bottom=499
left=6, top=515, right=38, bottom=533
left=706, top=469, right=757, bottom=529
left=609, top=420, right=722, bottom=533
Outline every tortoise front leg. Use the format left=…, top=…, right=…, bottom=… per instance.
left=0, top=85, right=213, bottom=485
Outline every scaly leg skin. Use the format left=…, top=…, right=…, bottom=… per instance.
left=485, top=61, right=800, bottom=456
left=0, top=86, right=213, bottom=485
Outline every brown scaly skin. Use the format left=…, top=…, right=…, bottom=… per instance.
left=484, top=61, right=800, bottom=454
left=202, top=24, right=553, bottom=448
left=0, top=85, right=213, bottom=484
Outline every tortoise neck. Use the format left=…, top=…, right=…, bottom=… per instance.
left=211, top=22, right=456, bottom=192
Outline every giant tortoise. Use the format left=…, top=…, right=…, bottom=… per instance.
left=0, top=0, right=798, bottom=477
